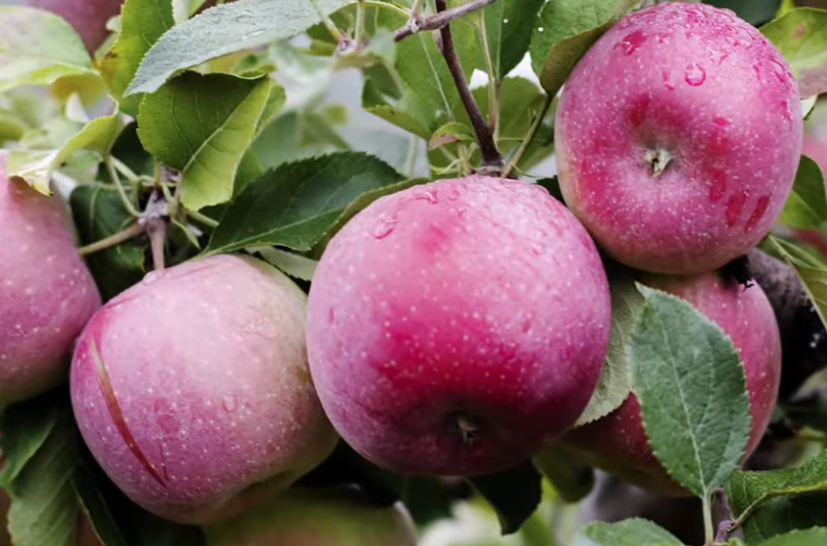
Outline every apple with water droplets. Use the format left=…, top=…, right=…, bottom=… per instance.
left=70, top=254, right=338, bottom=524
left=205, top=486, right=417, bottom=546
left=555, top=1, right=802, bottom=274
left=306, top=175, right=612, bottom=476
left=560, top=270, right=782, bottom=495
left=29, top=0, right=125, bottom=52
left=0, top=155, right=101, bottom=403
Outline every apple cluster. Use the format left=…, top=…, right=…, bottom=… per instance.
left=0, top=0, right=805, bottom=543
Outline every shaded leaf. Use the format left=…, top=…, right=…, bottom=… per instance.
left=709, top=0, right=782, bottom=25
left=137, top=72, right=272, bottom=211
left=764, top=236, right=827, bottom=331
left=481, top=0, right=546, bottom=81
left=254, top=247, right=318, bottom=282
left=467, top=460, right=542, bottom=535
left=429, top=121, right=476, bottom=150
left=758, top=528, right=827, bottom=546
left=0, top=393, right=60, bottom=491
left=630, top=286, right=751, bottom=499
left=0, top=7, right=96, bottom=94
left=532, top=443, right=595, bottom=503
left=762, top=8, right=827, bottom=98
left=778, top=155, right=827, bottom=229
left=572, top=518, right=682, bottom=546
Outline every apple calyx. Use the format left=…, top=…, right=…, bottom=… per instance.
left=643, top=148, right=673, bottom=177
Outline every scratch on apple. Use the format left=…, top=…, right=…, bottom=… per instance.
left=91, top=339, right=169, bottom=489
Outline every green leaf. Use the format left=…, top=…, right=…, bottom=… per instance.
left=0, top=394, right=60, bottom=491
left=206, top=152, right=406, bottom=255
left=5, top=394, right=81, bottom=546
left=532, top=443, right=595, bottom=503
left=428, top=121, right=477, bottom=150
left=761, top=8, right=827, bottom=98
left=361, top=78, right=432, bottom=140
left=725, top=450, right=827, bottom=543
left=779, top=156, right=827, bottom=229
left=136, top=72, right=272, bottom=211
left=708, top=0, right=782, bottom=25
left=254, top=247, right=318, bottom=282
left=629, top=286, right=751, bottom=499
left=0, top=7, right=96, bottom=94
left=575, top=269, right=641, bottom=426
left=74, top=443, right=208, bottom=546
left=125, top=0, right=355, bottom=96
left=99, top=0, right=176, bottom=117
left=781, top=392, right=827, bottom=433
left=764, top=236, right=827, bottom=331
left=6, top=113, right=124, bottom=194
left=70, top=185, right=146, bottom=301
left=481, top=0, right=546, bottom=81
left=758, top=529, right=827, bottom=546
left=467, top=460, right=542, bottom=535
left=572, top=518, right=683, bottom=546
left=529, top=0, right=637, bottom=97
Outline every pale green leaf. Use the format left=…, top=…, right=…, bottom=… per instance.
left=572, top=518, right=682, bottom=546
left=778, top=155, right=827, bottom=229
left=761, top=8, right=827, bottom=97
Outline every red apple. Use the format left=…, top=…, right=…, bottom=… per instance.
left=306, top=176, right=612, bottom=476
left=0, top=155, right=101, bottom=403
left=29, top=0, right=124, bottom=52
left=205, top=486, right=417, bottom=546
left=555, top=2, right=802, bottom=274
left=561, top=270, right=782, bottom=495
left=70, top=254, right=338, bottom=524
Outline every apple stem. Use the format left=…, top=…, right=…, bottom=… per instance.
left=393, top=0, right=501, bottom=42
left=456, top=414, right=481, bottom=444
left=434, top=0, right=503, bottom=173
left=141, top=189, right=170, bottom=272
left=643, top=148, right=673, bottom=177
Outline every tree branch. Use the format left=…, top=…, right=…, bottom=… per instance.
left=433, top=0, right=502, bottom=172
left=394, top=0, right=501, bottom=42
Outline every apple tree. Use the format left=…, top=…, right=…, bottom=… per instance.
left=2, top=0, right=827, bottom=545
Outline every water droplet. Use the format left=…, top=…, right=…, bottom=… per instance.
left=617, top=29, right=647, bottom=56
left=684, top=63, right=706, bottom=86
left=770, top=59, right=788, bottom=83
left=416, top=190, right=438, bottom=204
left=713, top=116, right=730, bottom=127
left=446, top=187, right=460, bottom=201
left=710, top=49, right=728, bottom=66
left=537, top=27, right=544, bottom=33
left=373, top=215, right=397, bottom=239
left=222, top=396, right=237, bottom=412
left=661, top=69, right=675, bottom=90
left=520, top=316, right=532, bottom=333
left=143, top=271, right=161, bottom=284
left=157, top=413, right=179, bottom=434
left=531, top=242, right=545, bottom=256
left=499, top=343, right=518, bottom=360
left=503, top=18, right=509, bottom=24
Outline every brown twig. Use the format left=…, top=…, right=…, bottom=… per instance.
left=394, top=0, right=501, bottom=41
left=434, top=0, right=503, bottom=172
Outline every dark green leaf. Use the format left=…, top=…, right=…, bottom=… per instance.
left=205, top=152, right=405, bottom=255
left=0, top=7, right=96, bottom=94
left=761, top=8, right=827, bottom=97
left=709, top=0, right=783, bottom=26
left=529, top=0, right=637, bottom=97
left=126, top=0, right=355, bottom=95
left=764, top=236, right=827, bottom=331
left=630, top=286, right=751, bottom=499
left=532, top=443, right=594, bottom=503
left=758, top=528, right=827, bottom=546
left=0, top=393, right=61, bottom=491
left=572, top=518, right=683, bottom=546
left=70, top=185, right=146, bottom=301
left=99, top=0, right=175, bottom=116
left=779, top=156, right=827, bottom=229
left=781, top=392, right=827, bottom=433
left=481, top=0, right=546, bottom=81
left=137, top=72, right=272, bottom=211
left=467, top=460, right=542, bottom=535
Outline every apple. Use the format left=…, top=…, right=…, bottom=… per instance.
left=205, top=486, right=417, bottom=546
left=70, top=254, right=338, bottom=525
left=306, top=175, right=612, bottom=476
left=560, top=270, right=782, bottom=495
left=0, top=155, right=101, bottom=403
left=29, top=0, right=124, bottom=52
left=555, top=2, right=802, bottom=275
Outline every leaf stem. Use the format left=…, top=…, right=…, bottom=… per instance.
left=502, top=94, right=553, bottom=179
left=187, top=210, right=220, bottom=229
left=394, top=0, right=501, bottom=42
left=434, top=0, right=502, bottom=172
left=309, top=0, right=347, bottom=44
left=105, top=156, right=140, bottom=218
left=477, top=10, right=499, bottom=138
left=355, top=0, right=368, bottom=47
left=78, top=222, right=145, bottom=256
left=703, top=495, right=715, bottom=546
left=363, top=1, right=409, bottom=19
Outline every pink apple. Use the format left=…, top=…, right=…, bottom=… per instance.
left=205, top=486, right=418, bottom=546
left=306, top=175, right=612, bottom=476
left=29, top=0, right=124, bottom=52
left=561, top=270, right=782, bottom=495
left=555, top=2, right=802, bottom=274
left=0, top=155, right=101, bottom=403
left=70, top=254, right=338, bottom=524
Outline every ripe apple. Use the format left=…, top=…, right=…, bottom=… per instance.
left=70, top=254, right=338, bottom=525
left=555, top=2, right=802, bottom=274
left=561, top=270, right=782, bottom=495
left=205, top=486, right=417, bottom=546
left=0, top=155, right=101, bottom=403
left=306, top=176, right=612, bottom=476
left=29, top=0, right=124, bottom=52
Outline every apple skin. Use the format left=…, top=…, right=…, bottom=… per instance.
left=560, top=270, right=782, bottom=495
left=555, top=2, right=802, bottom=275
left=205, top=486, right=417, bottom=546
left=29, top=0, right=124, bottom=53
left=70, top=254, right=338, bottom=525
left=306, top=176, right=612, bottom=476
left=0, top=155, right=101, bottom=403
